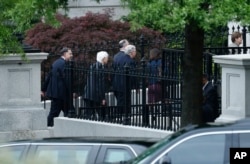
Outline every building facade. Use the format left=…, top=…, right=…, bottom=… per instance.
left=59, top=0, right=129, bottom=20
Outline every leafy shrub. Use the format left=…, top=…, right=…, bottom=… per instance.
left=25, top=11, right=166, bottom=61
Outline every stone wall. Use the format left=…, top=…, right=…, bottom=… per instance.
left=0, top=53, right=50, bottom=141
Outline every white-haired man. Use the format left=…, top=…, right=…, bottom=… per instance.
left=83, top=51, right=110, bottom=120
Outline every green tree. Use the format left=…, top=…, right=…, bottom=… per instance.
left=0, top=0, right=68, bottom=56
left=117, top=0, right=250, bottom=127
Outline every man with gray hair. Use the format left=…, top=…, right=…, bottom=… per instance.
left=124, top=45, right=136, bottom=59
left=113, top=39, right=129, bottom=64
left=112, top=39, right=129, bottom=113
left=112, top=44, right=137, bottom=123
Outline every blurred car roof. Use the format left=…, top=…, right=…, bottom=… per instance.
left=1, top=136, right=160, bottom=146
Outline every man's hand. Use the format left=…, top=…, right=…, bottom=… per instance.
left=41, top=91, right=46, bottom=97
left=101, top=99, right=106, bottom=106
left=73, top=93, right=77, bottom=99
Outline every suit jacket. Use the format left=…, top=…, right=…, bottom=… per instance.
left=112, top=54, right=137, bottom=92
left=203, top=81, right=219, bottom=120
left=42, top=57, right=70, bottom=100
left=83, top=62, right=109, bottom=103
left=113, top=51, right=126, bottom=65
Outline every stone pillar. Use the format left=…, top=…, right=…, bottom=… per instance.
left=0, top=53, right=50, bottom=141
left=213, top=54, right=250, bottom=122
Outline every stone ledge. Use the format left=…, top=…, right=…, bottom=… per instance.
left=0, top=130, right=50, bottom=142
left=53, top=118, right=172, bottom=140
left=0, top=109, right=47, bottom=131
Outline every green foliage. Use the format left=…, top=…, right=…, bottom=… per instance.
left=0, top=0, right=68, bottom=56
left=0, top=24, right=18, bottom=53
left=121, top=0, right=250, bottom=32
left=118, top=0, right=250, bottom=126
left=5, top=0, right=68, bottom=32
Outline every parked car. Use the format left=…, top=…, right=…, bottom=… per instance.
left=0, top=137, right=157, bottom=164
left=129, top=118, right=250, bottom=164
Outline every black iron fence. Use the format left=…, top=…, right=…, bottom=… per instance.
left=42, top=25, right=250, bottom=131
left=64, top=46, right=250, bottom=131
left=65, top=50, right=183, bottom=131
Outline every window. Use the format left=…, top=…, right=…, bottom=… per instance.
left=159, top=134, right=227, bottom=164
left=239, top=133, right=250, bottom=147
left=0, top=145, right=26, bottom=163
left=104, top=148, right=132, bottom=163
left=35, top=145, right=93, bottom=164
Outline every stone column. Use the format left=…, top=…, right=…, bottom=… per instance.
left=213, top=54, right=250, bottom=122
left=0, top=53, right=50, bottom=141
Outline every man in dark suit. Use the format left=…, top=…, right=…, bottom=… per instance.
left=112, top=45, right=137, bottom=123
left=83, top=51, right=110, bottom=120
left=112, top=39, right=129, bottom=107
left=113, top=39, right=129, bottom=64
left=41, top=47, right=73, bottom=127
left=112, top=44, right=137, bottom=106
left=112, top=39, right=129, bottom=94
left=202, top=74, right=219, bottom=123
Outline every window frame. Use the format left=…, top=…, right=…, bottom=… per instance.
left=234, top=131, right=250, bottom=148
